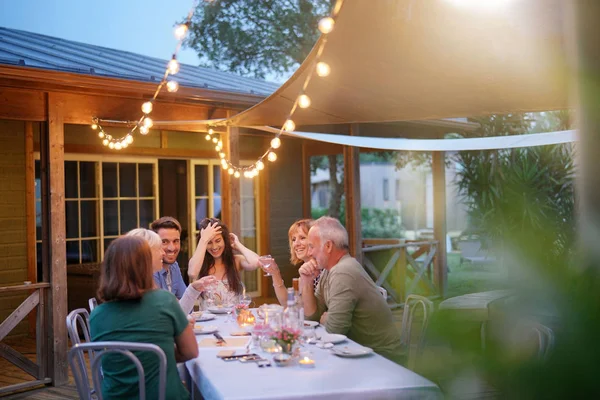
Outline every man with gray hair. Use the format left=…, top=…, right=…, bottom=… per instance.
left=299, top=216, right=403, bottom=363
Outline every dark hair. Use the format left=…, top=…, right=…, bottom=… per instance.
left=197, top=218, right=242, bottom=294
left=97, top=236, right=154, bottom=302
left=288, top=219, right=313, bottom=265
left=150, top=216, right=182, bottom=233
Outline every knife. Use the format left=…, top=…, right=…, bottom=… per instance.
left=213, top=332, right=227, bottom=345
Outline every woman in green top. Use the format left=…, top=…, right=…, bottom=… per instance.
left=90, top=236, right=198, bottom=400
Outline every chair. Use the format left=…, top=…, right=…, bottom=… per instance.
left=377, top=286, right=388, bottom=300
left=66, top=308, right=95, bottom=397
left=89, top=297, right=98, bottom=312
left=506, top=321, right=555, bottom=362
left=400, top=294, right=434, bottom=370
left=68, top=341, right=167, bottom=400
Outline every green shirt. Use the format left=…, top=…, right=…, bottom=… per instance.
left=90, top=289, right=190, bottom=400
left=307, top=254, right=404, bottom=363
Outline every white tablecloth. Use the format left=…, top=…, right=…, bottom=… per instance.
left=185, top=311, right=442, bottom=400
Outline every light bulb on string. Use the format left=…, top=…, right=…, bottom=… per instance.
left=205, top=134, right=211, bottom=140
left=166, top=80, right=179, bottom=92
left=219, top=152, right=225, bottom=159
left=318, top=17, right=335, bottom=34
left=316, top=62, right=331, bottom=77
left=108, top=142, right=115, bottom=149
left=174, top=24, right=188, bottom=40
left=217, top=140, right=222, bottom=147
left=234, top=171, right=241, bottom=178
left=267, top=152, right=277, bottom=162
left=243, top=171, right=250, bottom=178
left=298, top=94, right=311, bottom=108
left=102, top=139, right=109, bottom=146
left=121, top=141, right=129, bottom=148
left=91, top=124, right=98, bottom=130
left=140, top=125, right=150, bottom=135
left=141, top=101, right=153, bottom=114
left=221, top=160, right=228, bottom=169
left=215, top=145, right=221, bottom=151
left=212, top=137, right=218, bottom=143
left=250, top=168, right=258, bottom=177
left=98, top=131, right=105, bottom=138
left=168, top=57, right=180, bottom=75
left=256, top=160, right=265, bottom=170
left=126, top=135, right=134, bottom=144
left=115, top=142, right=122, bottom=150
left=208, top=128, right=214, bottom=135
left=228, top=168, right=234, bottom=175
left=271, top=137, right=281, bottom=149
left=142, top=117, right=153, bottom=128
left=283, top=119, right=295, bottom=132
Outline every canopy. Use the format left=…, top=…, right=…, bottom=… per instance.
left=227, top=0, right=569, bottom=128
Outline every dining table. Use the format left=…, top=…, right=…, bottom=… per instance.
left=184, top=308, right=443, bottom=400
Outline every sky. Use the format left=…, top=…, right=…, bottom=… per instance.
left=0, top=0, right=202, bottom=65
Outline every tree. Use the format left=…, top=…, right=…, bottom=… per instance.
left=185, top=0, right=332, bottom=79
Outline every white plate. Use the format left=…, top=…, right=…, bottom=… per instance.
left=320, top=333, right=347, bottom=344
left=303, top=320, right=319, bottom=328
left=331, top=346, right=374, bottom=358
left=193, top=324, right=219, bottom=334
left=197, top=313, right=216, bottom=322
left=208, top=306, right=231, bottom=314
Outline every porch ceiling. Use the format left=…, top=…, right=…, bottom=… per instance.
left=227, top=0, right=569, bottom=128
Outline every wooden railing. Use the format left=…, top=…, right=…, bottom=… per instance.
left=0, top=283, right=51, bottom=394
left=362, top=240, right=438, bottom=308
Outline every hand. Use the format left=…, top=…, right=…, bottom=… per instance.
left=199, top=222, right=221, bottom=245
left=298, top=259, right=319, bottom=285
left=229, top=233, right=241, bottom=250
left=190, top=275, right=217, bottom=293
left=261, top=258, right=281, bottom=277
left=320, top=312, right=328, bottom=325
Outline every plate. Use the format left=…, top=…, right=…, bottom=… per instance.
left=197, top=312, right=216, bottom=322
left=331, top=346, right=374, bottom=358
left=303, top=320, right=318, bottom=328
left=208, top=306, right=231, bottom=314
left=193, top=324, right=219, bottom=334
left=320, top=333, right=347, bottom=344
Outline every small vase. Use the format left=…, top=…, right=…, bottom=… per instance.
left=279, top=341, right=294, bottom=354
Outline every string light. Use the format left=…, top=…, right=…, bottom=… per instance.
left=174, top=24, right=189, bottom=40
left=141, top=101, right=153, bottom=114
left=283, top=120, right=296, bottom=132
left=271, top=137, right=281, bottom=149
left=98, top=131, right=104, bottom=138
left=91, top=123, right=98, bottom=130
left=167, top=80, right=179, bottom=92
left=142, top=118, right=154, bottom=128
left=168, top=57, right=180, bottom=75
left=298, top=94, right=311, bottom=108
left=140, top=126, right=150, bottom=135
left=267, top=152, right=277, bottom=162
left=316, top=62, right=331, bottom=77
left=318, top=17, right=335, bottom=34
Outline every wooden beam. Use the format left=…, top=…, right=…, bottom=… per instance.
left=160, top=130, right=168, bottom=148
left=222, top=110, right=241, bottom=235
left=301, top=142, right=312, bottom=218
left=25, top=122, right=37, bottom=336
left=0, top=343, right=41, bottom=378
left=344, top=124, right=363, bottom=263
left=47, top=92, right=69, bottom=386
left=432, top=151, right=447, bottom=297
left=0, top=290, right=40, bottom=341
left=0, top=87, right=46, bottom=121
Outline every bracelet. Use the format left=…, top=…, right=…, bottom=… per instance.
left=273, top=279, right=285, bottom=289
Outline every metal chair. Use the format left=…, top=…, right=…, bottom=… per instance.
left=88, top=297, right=98, bottom=312
left=66, top=308, right=95, bottom=397
left=507, top=321, right=555, bottom=362
left=400, top=294, right=434, bottom=370
left=68, top=341, right=167, bottom=400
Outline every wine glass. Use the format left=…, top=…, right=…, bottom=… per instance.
left=240, top=293, right=252, bottom=308
left=224, top=294, right=239, bottom=324
left=259, top=255, right=274, bottom=277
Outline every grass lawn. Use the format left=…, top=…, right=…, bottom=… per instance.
left=446, top=252, right=508, bottom=299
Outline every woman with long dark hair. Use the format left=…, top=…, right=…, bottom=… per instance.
left=188, top=218, right=260, bottom=306
left=89, top=236, right=198, bottom=399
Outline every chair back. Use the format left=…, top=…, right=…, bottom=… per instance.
left=506, top=321, right=555, bottom=362
left=66, top=308, right=95, bottom=398
left=89, top=297, right=98, bottom=312
left=400, top=294, right=434, bottom=370
left=68, top=341, right=167, bottom=400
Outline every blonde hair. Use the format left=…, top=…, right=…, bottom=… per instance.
left=126, top=228, right=162, bottom=249
left=288, top=219, right=313, bottom=265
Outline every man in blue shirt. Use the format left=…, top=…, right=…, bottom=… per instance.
left=150, top=216, right=187, bottom=299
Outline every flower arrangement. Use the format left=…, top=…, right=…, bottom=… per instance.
left=271, top=326, right=301, bottom=353
left=234, top=303, right=249, bottom=315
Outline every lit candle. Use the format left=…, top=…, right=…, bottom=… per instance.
left=298, top=356, right=315, bottom=368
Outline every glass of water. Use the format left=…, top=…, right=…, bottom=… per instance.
left=259, top=255, right=274, bottom=277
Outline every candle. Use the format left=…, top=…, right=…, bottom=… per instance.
left=298, top=356, right=315, bottom=368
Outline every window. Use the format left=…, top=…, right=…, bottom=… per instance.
left=35, top=156, right=159, bottom=265
left=383, top=178, right=390, bottom=201
left=395, top=179, right=400, bottom=201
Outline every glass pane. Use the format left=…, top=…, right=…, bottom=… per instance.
left=81, top=239, right=98, bottom=263
left=36, top=200, right=42, bottom=240
left=103, top=163, right=118, bottom=198
left=66, top=201, right=79, bottom=239
left=119, top=163, right=136, bottom=197
left=241, top=178, right=254, bottom=197
left=138, top=164, right=154, bottom=197
left=120, top=200, right=137, bottom=233
left=241, top=229, right=257, bottom=251
left=103, top=200, right=118, bottom=236
left=213, top=165, right=221, bottom=196
left=242, top=270, right=259, bottom=292
left=104, top=238, right=116, bottom=252
left=139, top=200, right=155, bottom=229
left=64, top=161, right=78, bottom=199
left=35, top=159, right=40, bottom=180
left=80, top=162, right=96, bottom=198
left=194, top=165, right=208, bottom=197
left=36, top=242, right=42, bottom=279
left=66, top=241, right=79, bottom=265
left=195, top=199, right=208, bottom=229
left=214, top=197, right=222, bottom=219
left=241, top=198, right=255, bottom=230
left=80, top=200, right=97, bottom=237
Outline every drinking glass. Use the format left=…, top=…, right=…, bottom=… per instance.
left=259, top=255, right=274, bottom=277
left=224, top=294, right=239, bottom=324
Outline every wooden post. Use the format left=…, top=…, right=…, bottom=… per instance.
left=25, top=122, right=37, bottom=337
left=301, top=142, right=312, bottom=219
left=258, top=165, right=270, bottom=297
left=46, top=93, right=68, bottom=385
left=344, top=123, right=362, bottom=263
left=432, top=151, right=447, bottom=297
left=221, top=111, right=241, bottom=235
left=572, top=1, right=600, bottom=268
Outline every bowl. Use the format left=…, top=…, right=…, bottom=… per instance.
left=272, top=353, right=293, bottom=367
